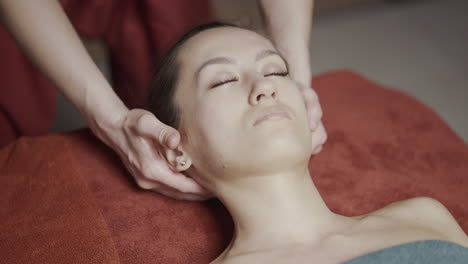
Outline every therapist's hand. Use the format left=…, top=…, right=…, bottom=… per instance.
left=295, top=81, right=325, bottom=154
left=295, top=81, right=322, bottom=131
left=279, top=46, right=326, bottom=154
left=92, top=109, right=213, bottom=201
left=257, top=0, right=320, bottom=150
left=0, top=0, right=212, bottom=201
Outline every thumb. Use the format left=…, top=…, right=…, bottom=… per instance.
left=157, top=125, right=180, bottom=149
left=133, top=112, right=181, bottom=149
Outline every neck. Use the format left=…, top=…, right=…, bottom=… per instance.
left=214, top=165, right=354, bottom=257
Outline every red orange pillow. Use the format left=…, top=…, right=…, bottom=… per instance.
left=1, top=71, right=466, bottom=263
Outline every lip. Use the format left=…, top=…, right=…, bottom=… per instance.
left=253, top=105, right=292, bottom=126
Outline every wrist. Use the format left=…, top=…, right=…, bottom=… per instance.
left=279, top=44, right=312, bottom=85
left=85, top=104, right=128, bottom=147
left=79, top=80, right=129, bottom=139
left=86, top=100, right=128, bottom=133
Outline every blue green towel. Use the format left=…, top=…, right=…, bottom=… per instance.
left=343, top=240, right=468, bottom=264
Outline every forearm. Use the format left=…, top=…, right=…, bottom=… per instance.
left=0, top=0, right=127, bottom=127
left=258, top=0, right=314, bottom=84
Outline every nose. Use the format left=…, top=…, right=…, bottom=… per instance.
left=249, top=78, right=278, bottom=105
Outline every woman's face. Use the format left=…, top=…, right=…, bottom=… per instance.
left=174, top=27, right=324, bottom=189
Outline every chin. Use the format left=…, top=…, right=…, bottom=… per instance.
left=254, top=136, right=312, bottom=164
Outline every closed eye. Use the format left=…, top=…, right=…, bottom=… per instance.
left=265, top=71, right=289, bottom=77
left=211, top=78, right=239, bottom=88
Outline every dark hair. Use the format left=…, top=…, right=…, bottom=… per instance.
left=147, top=22, right=239, bottom=129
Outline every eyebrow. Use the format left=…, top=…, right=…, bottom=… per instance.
left=255, top=49, right=280, bottom=62
left=195, top=49, right=285, bottom=78
left=196, top=57, right=235, bottom=77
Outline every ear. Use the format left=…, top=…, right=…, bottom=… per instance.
left=164, top=146, right=193, bottom=172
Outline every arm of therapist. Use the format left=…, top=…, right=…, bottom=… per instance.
left=258, top=0, right=323, bottom=134
left=0, top=0, right=212, bottom=201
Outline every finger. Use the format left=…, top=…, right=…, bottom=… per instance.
left=162, top=169, right=212, bottom=196
left=140, top=157, right=212, bottom=196
left=310, top=102, right=323, bottom=130
left=133, top=176, right=212, bottom=201
left=312, top=145, right=323, bottom=155
left=134, top=175, right=160, bottom=190
left=307, top=104, right=318, bottom=131
left=307, top=95, right=323, bottom=131
left=303, top=94, right=319, bottom=131
left=296, top=82, right=316, bottom=99
left=311, top=122, right=327, bottom=154
left=303, top=87, right=319, bottom=106
left=157, top=188, right=213, bottom=202
left=127, top=135, right=209, bottom=196
left=157, top=125, right=180, bottom=149
left=135, top=113, right=181, bottom=149
left=299, top=88, right=321, bottom=131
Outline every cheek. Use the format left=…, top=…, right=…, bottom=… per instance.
left=197, top=93, right=242, bottom=127
left=281, top=84, right=308, bottom=119
left=182, top=111, right=237, bottom=184
left=189, top=99, right=240, bottom=150
left=197, top=105, right=240, bottom=149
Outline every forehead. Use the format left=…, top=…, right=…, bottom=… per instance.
left=178, top=27, right=275, bottom=65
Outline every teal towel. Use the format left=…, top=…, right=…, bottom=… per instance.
left=343, top=240, right=468, bottom=264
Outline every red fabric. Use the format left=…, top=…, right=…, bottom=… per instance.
left=0, top=26, right=56, bottom=147
left=0, top=0, right=213, bottom=147
left=60, top=0, right=213, bottom=108
left=0, top=71, right=467, bottom=263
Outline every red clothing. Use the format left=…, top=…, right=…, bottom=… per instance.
left=0, top=0, right=213, bottom=147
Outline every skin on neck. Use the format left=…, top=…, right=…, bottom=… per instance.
left=212, top=162, right=357, bottom=259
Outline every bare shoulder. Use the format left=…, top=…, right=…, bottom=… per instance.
left=377, top=197, right=468, bottom=247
